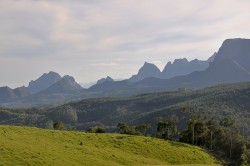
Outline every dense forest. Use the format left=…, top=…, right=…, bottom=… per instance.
left=1, top=81, right=250, bottom=136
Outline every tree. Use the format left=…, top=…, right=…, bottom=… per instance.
left=157, top=116, right=178, bottom=140
left=206, top=119, right=217, bottom=150
left=117, top=122, right=130, bottom=134
left=169, top=115, right=179, bottom=140
left=135, top=124, right=151, bottom=135
left=117, top=123, right=150, bottom=135
left=117, top=122, right=138, bottom=135
left=220, top=116, right=235, bottom=159
left=87, top=126, right=106, bottom=133
left=180, top=116, right=209, bottom=146
left=157, top=120, right=170, bottom=139
left=53, top=121, right=64, bottom=130
left=181, top=105, right=198, bottom=145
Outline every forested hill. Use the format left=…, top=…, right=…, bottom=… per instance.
left=1, top=81, right=249, bottom=137
left=53, top=81, right=250, bottom=135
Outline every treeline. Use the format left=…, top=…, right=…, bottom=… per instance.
left=179, top=116, right=250, bottom=165
left=114, top=113, right=250, bottom=165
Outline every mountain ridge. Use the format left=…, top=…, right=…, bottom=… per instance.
left=27, top=71, right=62, bottom=94
left=1, top=38, right=250, bottom=107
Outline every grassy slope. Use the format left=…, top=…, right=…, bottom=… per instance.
left=0, top=126, right=218, bottom=166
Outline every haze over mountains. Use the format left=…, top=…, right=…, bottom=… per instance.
left=1, top=38, right=250, bottom=107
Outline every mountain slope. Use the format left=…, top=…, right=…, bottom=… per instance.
left=52, top=81, right=250, bottom=136
left=138, top=58, right=250, bottom=90
left=0, top=87, right=17, bottom=102
left=38, top=75, right=82, bottom=94
left=161, top=58, right=210, bottom=79
left=13, top=86, right=31, bottom=98
left=214, top=38, right=250, bottom=72
left=1, top=38, right=250, bottom=107
left=28, top=71, right=62, bottom=94
left=129, top=62, right=161, bottom=82
left=0, top=86, right=30, bottom=103
left=96, top=76, right=114, bottom=85
left=87, top=38, right=250, bottom=94
left=0, top=126, right=218, bottom=166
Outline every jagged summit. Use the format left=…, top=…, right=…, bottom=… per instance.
left=97, top=76, right=114, bottom=85
left=161, top=56, right=211, bottom=79
left=28, top=71, right=62, bottom=94
left=1, top=38, right=250, bottom=107
left=172, top=58, right=189, bottom=64
left=129, top=62, right=161, bottom=82
left=37, top=75, right=82, bottom=94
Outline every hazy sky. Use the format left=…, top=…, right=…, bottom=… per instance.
left=1, top=0, right=250, bottom=88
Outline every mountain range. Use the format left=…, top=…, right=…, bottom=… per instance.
left=128, top=53, right=216, bottom=82
left=28, top=71, right=62, bottom=94
left=90, top=38, right=250, bottom=92
left=1, top=38, right=250, bottom=107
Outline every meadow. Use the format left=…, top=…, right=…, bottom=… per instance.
left=0, top=126, right=218, bottom=166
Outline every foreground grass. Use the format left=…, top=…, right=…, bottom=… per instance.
left=0, top=126, right=219, bottom=166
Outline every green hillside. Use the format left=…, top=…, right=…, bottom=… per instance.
left=0, top=126, right=218, bottom=166
left=49, top=81, right=250, bottom=136
left=1, top=81, right=250, bottom=137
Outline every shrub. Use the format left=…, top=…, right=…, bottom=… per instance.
left=53, top=121, right=64, bottom=130
left=87, top=126, right=106, bottom=133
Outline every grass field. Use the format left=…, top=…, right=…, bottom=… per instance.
left=0, top=126, right=219, bottom=166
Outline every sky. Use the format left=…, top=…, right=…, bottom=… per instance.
left=1, top=0, right=250, bottom=88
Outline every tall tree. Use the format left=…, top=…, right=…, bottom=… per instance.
left=220, top=116, right=235, bottom=159
left=206, top=119, right=217, bottom=150
left=157, top=116, right=179, bottom=140
left=181, top=105, right=199, bottom=145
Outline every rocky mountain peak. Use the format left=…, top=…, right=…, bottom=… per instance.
left=28, top=71, right=62, bottom=94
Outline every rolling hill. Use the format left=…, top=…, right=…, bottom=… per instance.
left=0, top=126, right=218, bottom=166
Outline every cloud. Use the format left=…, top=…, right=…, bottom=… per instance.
left=1, top=0, right=250, bottom=87
left=91, top=63, right=119, bottom=67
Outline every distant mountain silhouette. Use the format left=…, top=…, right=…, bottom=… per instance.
left=13, top=86, right=31, bottom=98
left=129, top=62, right=161, bottom=82
left=214, top=38, right=250, bottom=72
left=207, top=52, right=216, bottom=63
left=38, top=75, right=82, bottom=94
left=128, top=54, right=215, bottom=83
left=0, top=86, right=17, bottom=102
left=96, top=76, right=114, bottom=85
left=89, top=80, right=131, bottom=93
left=88, top=38, right=250, bottom=94
left=1, top=38, right=250, bottom=107
left=28, top=71, right=62, bottom=94
left=137, top=38, right=250, bottom=89
left=0, top=86, right=30, bottom=103
left=161, top=58, right=210, bottom=79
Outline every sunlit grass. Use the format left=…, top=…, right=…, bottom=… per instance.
left=0, top=126, right=219, bottom=165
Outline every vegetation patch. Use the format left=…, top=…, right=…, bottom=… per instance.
left=0, top=126, right=218, bottom=166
